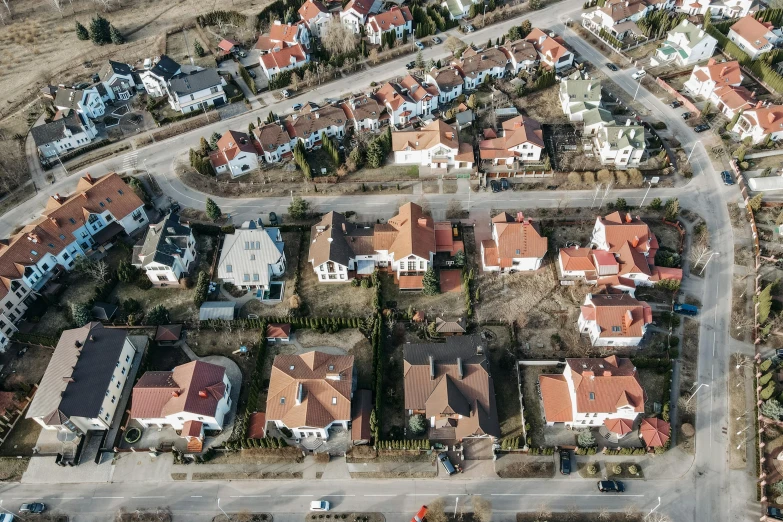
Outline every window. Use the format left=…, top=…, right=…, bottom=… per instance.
left=106, top=197, right=112, bottom=203
left=407, top=261, right=416, bottom=271
left=117, top=382, right=121, bottom=389
left=105, top=413, right=110, bottom=421
left=88, top=214, right=99, bottom=224
left=611, top=326, right=621, bottom=333
left=126, top=355, right=130, bottom=362
left=41, top=263, right=49, bottom=271
left=253, top=274, right=260, bottom=281
left=280, top=397, right=286, bottom=404
left=105, top=390, right=109, bottom=397
left=30, top=250, right=37, bottom=256
left=48, top=243, right=54, bottom=248
left=111, top=396, right=116, bottom=404
left=132, top=210, right=143, bottom=221
left=121, top=367, right=126, bottom=375
left=243, top=274, right=250, bottom=282
left=250, top=255, right=255, bottom=261
left=69, top=218, right=76, bottom=224
left=111, top=375, right=115, bottom=382
left=226, top=265, right=232, bottom=273
left=116, top=361, right=120, bottom=368
left=99, top=202, right=105, bottom=208
left=59, top=234, right=66, bottom=240
left=63, top=253, right=70, bottom=260
left=589, top=392, right=595, bottom=400
left=4, top=302, right=11, bottom=310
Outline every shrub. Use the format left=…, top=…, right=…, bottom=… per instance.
left=628, top=464, right=638, bottom=474
left=567, top=171, right=581, bottom=184
left=194, top=271, right=210, bottom=307
left=577, top=429, right=596, bottom=447
left=137, top=275, right=153, bottom=290
left=761, top=359, right=773, bottom=372
left=146, top=305, right=170, bottom=325
left=583, top=171, right=596, bottom=184
left=612, top=464, right=622, bottom=474
left=70, top=302, right=91, bottom=327
left=615, top=170, right=629, bottom=185
left=761, top=382, right=777, bottom=400
left=761, top=372, right=774, bottom=386
left=649, top=197, right=663, bottom=210
left=597, top=169, right=613, bottom=184
left=586, top=463, right=597, bottom=475
left=408, top=414, right=426, bottom=435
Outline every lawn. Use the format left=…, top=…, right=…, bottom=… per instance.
left=145, top=342, right=191, bottom=372
left=522, top=366, right=547, bottom=447
left=166, top=29, right=214, bottom=69
left=110, top=284, right=198, bottom=323
left=495, top=456, right=555, bottom=478
left=379, top=273, right=465, bottom=317
left=0, top=417, right=41, bottom=457
left=648, top=221, right=683, bottom=254
left=636, top=367, right=668, bottom=415
left=0, top=344, right=54, bottom=390
left=517, top=513, right=643, bottom=522
left=380, top=323, right=408, bottom=438
left=343, top=165, right=419, bottom=182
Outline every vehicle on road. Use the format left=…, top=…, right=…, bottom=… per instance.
left=669, top=100, right=682, bottom=108
left=414, top=41, right=425, bottom=50
left=559, top=450, right=571, bottom=475
left=597, top=480, right=624, bottom=493
left=721, top=170, right=735, bottom=185
left=74, top=82, right=90, bottom=90
left=674, top=303, right=699, bottom=316
left=169, top=201, right=181, bottom=213
left=292, top=103, right=303, bottom=111
left=694, top=123, right=709, bottom=132
left=411, top=506, right=428, bottom=522
left=310, top=501, right=330, bottom=512
left=432, top=36, right=442, bottom=44
left=19, top=503, right=45, bottom=514
left=681, top=112, right=691, bottom=120
left=438, top=453, right=457, bottom=475
left=768, top=507, right=783, bottom=521
left=464, top=24, right=474, bottom=33
left=406, top=61, right=415, bottom=69
left=606, top=63, right=618, bottom=71
left=631, top=70, right=646, bottom=80
left=281, top=89, right=291, bottom=98
left=234, top=50, right=247, bottom=58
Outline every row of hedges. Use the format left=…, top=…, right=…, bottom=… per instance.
left=575, top=447, right=598, bottom=455
left=225, top=436, right=288, bottom=450
left=234, top=327, right=268, bottom=443
left=197, top=10, right=247, bottom=28
left=370, top=270, right=383, bottom=441
left=528, top=447, right=555, bottom=455
left=12, top=333, right=57, bottom=347
left=201, top=316, right=365, bottom=330
left=193, top=271, right=209, bottom=307
left=155, top=105, right=217, bottom=126
left=375, top=440, right=430, bottom=450
left=500, top=437, right=522, bottom=450
left=603, top=447, right=647, bottom=455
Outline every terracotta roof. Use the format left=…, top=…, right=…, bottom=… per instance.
left=581, top=293, right=652, bottom=338
left=616, top=241, right=651, bottom=276
left=539, top=374, right=573, bottom=422
left=567, top=356, right=646, bottom=414
left=261, top=43, right=307, bottom=71
left=218, top=39, right=238, bottom=52
left=182, top=419, right=203, bottom=437
left=299, top=0, right=328, bottom=21
left=131, top=361, right=227, bottom=419
left=694, top=59, right=742, bottom=85
left=155, top=324, right=182, bottom=342
left=730, top=15, right=775, bottom=50
left=374, top=81, right=409, bottom=110
left=267, top=323, right=291, bottom=339
left=525, top=28, right=570, bottom=62
left=269, top=22, right=300, bottom=43
left=653, top=266, right=682, bottom=281
left=399, top=75, right=439, bottom=102
left=503, top=115, right=544, bottom=148
left=640, top=417, right=670, bottom=447
left=254, top=123, right=293, bottom=152
left=604, top=417, right=634, bottom=435
left=265, top=352, right=354, bottom=429
left=399, top=275, right=424, bottom=289
left=254, top=35, right=281, bottom=52
left=343, top=0, right=374, bottom=16
left=367, top=6, right=411, bottom=32
left=247, top=412, right=267, bottom=439
left=392, top=119, right=460, bottom=152
left=559, top=247, right=597, bottom=272
left=434, top=222, right=454, bottom=253
left=288, top=104, right=346, bottom=138
left=712, top=85, right=754, bottom=112
left=386, top=202, right=436, bottom=260
left=742, top=104, right=783, bottom=134
left=598, top=212, right=658, bottom=255
left=351, top=389, right=373, bottom=440
left=209, top=130, right=257, bottom=167
left=487, top=212, right=547, bottom=264
left=435, top=317, right=466, bottom=333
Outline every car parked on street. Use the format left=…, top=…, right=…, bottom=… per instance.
left=406, top=61, right=416, bottom=69
left=631, top=69, right=646, bottom=80
left=411, top=506, right=428, bottom=522
left=559, top=450, right=571, bottom=475
left=768, top=507, right=783, bottom=521
left=681, top=112, right=691, bottom=120
left=669, top=100, right=682, bottom=108
left=292, top=103, right=303, bottom=111
left=414, top=41, right=425, bottom=50
left=19, top=503, right=45, bottom=514
left=432, top=36, right=442, bottom=44
left=464, top=24, right=475, bottom=33
left=721, top=170, right=735, bottom=185
left=606, top=63, right=618, bottom=71
left=597, top=480, right=625, bottom=493
left=310, top=501, right=330, bottom=512
left=694, top=123, right=709, bottom=132
left=438, top=453, right=457, bottom=475
left=281, top=89, right=291, bottom=98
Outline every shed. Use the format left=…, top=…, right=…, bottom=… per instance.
left=351, top=389, right=373, bottom=444
left=247, top=412, right=267, bottom=439
left=91, top=302, right=118, bottom=321
left=435, top=317, right=466, bottom=336
left=455, top=110, right=474, bottom=130
left=155, top=324, right=182, bottom=344
left=199, top=302, right=236, bottom=321
left=266, top=323, right=291, bottom=342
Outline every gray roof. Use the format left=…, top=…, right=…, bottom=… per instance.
left=560, top=78, right=602, bottom=104
left=217, top=220, right=285, bottom=289
left=583, top=107, right=614, bottom=127
left=601, top=124, right=646, bottom=150
left=199, top=302, right=236, bottom=321
left=26, top=323, right=142, bottom=423
left=149, top=55, right=181, bottom=80
left=169, top=69, right=222, bottom=97
left=107, top=60, right=134, bottom=79
left=54, top=88, right=83, bottom=110
left=403, top=335, right=488, bottom=366
left=308, top=212, right=371, bottom=268
left=92, top=301, right=118, bottom=321
left=136, top=213, right=192, bottom=269
left=30, top=112, right=88, bottom=146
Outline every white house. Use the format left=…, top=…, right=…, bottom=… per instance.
left=260, top=43, right=309, bottom=79
left=253, top=122, right=295, bottom=163
left=426, top=67, right=465, bottom=105
left=366, top=6, right=413, bottom=45
left=733, top=102, right=783, bottom=144
left=678, top=0, right=753, bottom=18
left=710, top=84, right=755, bottom=118
left=501, top=39, right=539, bottom=74
left=340, top=0, right=380, bottom=34
left=539, top=356, right=646, bottom=428
left=559, top=76, right=602, bottom=121
left=594, top=121, right=646, bottom=167
left=54, top=87, right=106, bottom=119
left=131, top=361, right=232, bottom=436
left=728, top=15, right=781, bottom=60
left=374, top=76, right=439, bottom=126
left=217, top=219, right=286, bottom=292
left=285, top=104, right=347, bottom=149
left=578, top=293, right=652, bottom=346
left=256, top=21, right=311, bottom=53
left=455, top=47, right=507, bottom=91
left=580, top=0, right=657, bottom=41
left=392, top=119, right=474, bottom=168
left=441, top=0, right=479, bottom=20
left=341, top=95, right=387, bottom=131
left=133, top=213, right=196, bottom=286
left=298, top=0, right=331, bottom=38
left=478, top=115, right=545, bottom=165
left=582, top=107, right=615, bottom=135
left=167, top=69, right=226, bottom=114
left=683, top=58, right=742, bottom=98
left=653, top=20, right=717, bottom=67
left=480, top=212, right=547, bottom=272
left=139, top=55, right=182, bottom=98
left=101, top=60, right=141, bottom=101
left=525, top=28, right=574, bottom=70
left=26, top=323, right=146, bottom=434
left=209, top=130, right=259, bottom=177
left=266, top=351, right=354, bottom=440
left=30, top=111, right=98, bottom=159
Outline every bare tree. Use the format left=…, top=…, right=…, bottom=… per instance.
left=425, top=498, right=448, bottom=522
left=92, top=0, right=112, bottom=11
left=471, top=497, right=492, bottom=522
left=731, top=312, right=755, bottom=335
left=624, top=504, right=641, bottom=520
left=235, top=510, right=254, bottom=522
left=536, top=503, right=552, bottom=519
left=446, top=199, right=463, bottom=219
left=445, top=36, right=465, bottom=56
left=50, top=0, right=65, bottom=15
left=73, top=257, right=110, bottom=283
left=322, top=20, right=356, bottom=55
left=689, top=242, right=711, bottom=267
left=369, top=48, right=379, bottom=65
left=678, top=394, right=697, bottom=415
left=598, top=507, right=611, bottom=521
left=645, top=513, right=673, bottom=522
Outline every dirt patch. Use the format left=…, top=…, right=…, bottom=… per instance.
left=146, top=342, right=190, bottom=371
left=522, top=366, right=547, bottom=446
left=0, top=456, right=29, bottom=481
left=212, top=515, right=272, bottom=522
left=112, top=284, right=198, bottom=323
left=729, top=354, right=750, bottom=470
left=380, top=273, right=465, bottom=317
left=166, top=29, right=213, bottom=69
left=648, top=221, right=682, bottom=253
left=636, top=368, right=667, bottom=415
left=515, top=85, right=568, bottom=124
left=495, top=455, right=555, bottom=478
left=192, top=471, right=302, bottom=480
left=171, top=473, right=187, bottom=480
left=349, top=471, right=437, bottom=478
left=577, top=460, right=601, bottom=478
left=0, top=344, right=54, bottom=390
left=677, top=318, right=699, bottom=454
left=439, top=269, right=463, bottom=293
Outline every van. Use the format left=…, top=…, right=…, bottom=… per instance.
left=631, top=69, right=646, bottom=80
left=673, top=304, right=698, bottom=316
left=438, top=453, right=457, bottom=475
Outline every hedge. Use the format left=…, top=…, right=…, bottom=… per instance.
left=12, top=332, right=57, bottom=347
left=234, top=325, right=268, bottom=444
left=376, top=440, right=430, bottom=450
left=603, top=448, right=647, bottom=455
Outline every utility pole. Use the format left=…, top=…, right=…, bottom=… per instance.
left=639, top=179, right=653, bottom=208
left=590, top=183, right=602, bottom=209
left=598, top=181, right=613, bottom=208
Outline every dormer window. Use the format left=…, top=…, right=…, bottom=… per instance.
left=332, top=397, right=337, bottom=405
left=589, top=392, right=595, bottom=400
left=280, top=397, right=286, bottom=404
left=31, top=250, right=37, bottom=256
left=611, top=326, right=621, bottom=332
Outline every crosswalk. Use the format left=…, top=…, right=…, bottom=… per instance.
left=120, top=151, right=138, bottom=172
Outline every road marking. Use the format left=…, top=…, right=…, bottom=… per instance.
left=53, top=497, right=85, bottom=500
left=327, top=495, right=356, bottom=497
left=405, top=494, right=439, bottom=496
left=191, top=496, right=203, bottom=498
left=281, top=495, right=313, bottom=497
left=490, top=494, right=645, bottom=498
left=230, top=495, right=271, bottom=498
left=93, top=497, right=124, bottom=499
left=132, top=496, right=166, bottom=499
left=363, top=494, right=397, bottom=497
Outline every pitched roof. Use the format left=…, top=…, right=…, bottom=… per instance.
left=351, top=389, right=373, bottom=440
left=147, top=55, right=181, bottom=80
left=435, top=316, right=466, bottom=333
left=428, top=67, right=464, bottom=89
left=155, top=324, right=182, bottom=342
left=218, top=39, right=239, bottom=52
left=538, top=374, right=573, bottom=422
left=639, top=417, right=670, bottom=447
left=566, top=355, right=646, bottom=414
left=131, top=361, right=227, bottom=419
left=488, top=212, right=547, bottom=263
left=198, top=301, right=235, bottom=321
left=598, top=212, right=658, bottom=255
left=561, top=78, right=602, bottom=104
left=135, top=212, right=191, bottom=269
left=600, top=0, right=646, bottom=22
left=580, top=294, right=652, bottom=338
left=367, top=6, right=412, bottom=32
left=287, top=104, right=346, bottom=138
left=616, top=241, right=651, bottom=276
left=458, top=47, right=507, bottom=78
left=261, top=43, right=308, bottom=71
left=299, top=0, right=329, bottom=21
left=502, top=115, right=545, bottom=149
left=169, top=69, right=222, bottom=97
left=30, top=111, right=90, bottom=147
left=217, top=220, right=284, bottom=289
left=399, top=75, right=439, bottom=102
left=308, top=211, right=370, bottom=267
left=501, top=39, right=538, bottom=63
left=694, top=59, right=742, bottom=85
left=604, top=417, right=634, bottom=435
left=265, top=352, right=354, bottom=429
left=269, top=22, right=301, bottom=43
left=267, top=323, right=291, bottom=339
left=247, top=412, right=267, bottom=438
left=385, top=202, right=436, bottom=260
left=343, top=0, right=374, bottom=16
left=341, top=95, right=385, bottom=122
left=742, top=104, right=783, bottom=134
left=391, top=119, right=460, bottom=152
left=559, top=247, right=597, bottom=271
left=54, top=88, right=86, bottom=110
left=525, top=28, right=570, bottom=62
left=254, top=123, right=293, bottom=151
left=730, top=15, right=775, bottom=50
left=712, top=85, right=754, bottom=112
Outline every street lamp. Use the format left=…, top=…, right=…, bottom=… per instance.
left=633, top=73, right=643, bottom=101
left=647, top=497, right=661, bottom=517
left=686, top=383, right=709, bottom=404
left=687, top=143, right=698, bottom=163
left=700, top=251, right=719, bottom=275
left=639, top=178, right=653, bottom=208
left=217, top=498, right=230, bottom=521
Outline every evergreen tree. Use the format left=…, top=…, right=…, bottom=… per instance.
left=71, top=302, right=91, bottom=327
left=248, top=122, right=256, bottom=135
left=205, top=198, right=222, bottom=220
left=366, top=140, right=384, bottom=168
left=288, top=196, right=309, bottom=219
left=519, top=19, right=532, bottom=38
left=421, top=267, right=439, bottom=296
left=194, top=40, right=205, bottom=57
left=110, top=24, right=125, bottom=45
left=117, top=260, right=137, bottom=283
left=146, top=305, right=170, bottom=325
left=89, top=15, right=112, bottom=45
left=209, top=132, right=222, bottom=150
left=76, top=21, right=90, bottom=41
left=199, top=137, right=211, bottom=156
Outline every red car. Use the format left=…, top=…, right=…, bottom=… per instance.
left=411, top=506, right=428, bottom=522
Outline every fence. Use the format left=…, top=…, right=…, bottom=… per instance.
left=655, top=77, right=701, bottom=117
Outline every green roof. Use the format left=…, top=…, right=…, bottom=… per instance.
left=658, top=46, right=676, bottom=56
left=583, top=107, right=614, bottom=127
left=559, top=79, right=602, bottom=103
left=603, top=124, right=646, bottom=150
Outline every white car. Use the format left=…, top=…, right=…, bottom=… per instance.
left=631, top=69, right=646, bottom=80
left=281, top=89, right=291, bottom=98
left=414, top=41, right=425, bottom=50
left=310, top=501, right=330, bottom=511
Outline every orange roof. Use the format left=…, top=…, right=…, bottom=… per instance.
left=267, top=323, right=291, bottom=339
left=713, top=85, right=754, bottom=112
left=399, top=275, right=424, bottom=289
left=604, top=417, right=634, bottom=435
left=434, top=222, right=454, bottom=253
left=730, top=15, right=775, bottom=50
left=696, top=59, right=742, bottom=85
left=581, top=293, right=652, bottom=338
left=559, top=247, right=596, bottom=271
left=218, top=39, right=238, bottom=52
left=367, top=6, right=412, bottom=32
left=182, top=419, right=203, bottom=437
left=343, top=0, right=374, bottom=16
left=525, top=28, right=570, bottom=62
left=742, top=104, right=783, bottom=134
left=269, top=22, right=300, bottom=43
left=487, top=212, right=547, bottom=264
left=567, top=356, right=646, bottom=414
left=261, top=44, right=307, bottom=71
left=653, top=266, right=683, bottom=282
left=247, top=412, right=267, bottom=439
left=616, top=241, right=651, bottom=276
left=539, top=374, right=573, bottom=422
left=385, top=202, right=436, bottom=260
left=299, top=0, right=328, bottom=21
left=209, top=130, right=257, bottom=168
left=399, top=74, right=438, bottom=103
left=640, top=417, right=670, bottom=447
left=598, top=212, right=658, bottom=255
left=501, top=115, right=545, bottom=149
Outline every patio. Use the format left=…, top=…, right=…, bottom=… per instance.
left=266, top=424, right=352, bottom=455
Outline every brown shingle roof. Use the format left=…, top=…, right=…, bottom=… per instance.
left=154, top=324, right=182, bottom=342
left=501, top=39, right=538, bottom=64
left=131, top=361, right=226, bottom=419
left=351, top=389, right=372, bottom=441
left=458, top=47, right=507, bottom=78
left=429, top=67, right=464, bottom=89
left=341, top=95, right=385, bottom=123
left=254, top=123, right=293, bottom=152
left=288, top=104, right=346, bottom=138
left=386, top=202, right=436, bottom=260
left=391, top=119, right=460, bottom=152
left=267, top=323, right=291, bottom=339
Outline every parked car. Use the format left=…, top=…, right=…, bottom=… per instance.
left=281, top=89, right=291, bottom=98
left=606, top=63, right=618, bottom=71
left=414, top=41, right=425, bottom=50
left=464, top=24, right=475, bottom=33
left=500, top=178, right=510, bottom=190
left=768, top=507, right=783, bottom=521
left=669, top=100, right=682, bottom=108
left=406, top=61, right=416, bottom=69
left=490, top=180, right=502, bottom=192
left=721, top=170, right=735, bottom=185
left=438, top=453, right=457, bottom=475
left=411, top=506, right=428, bottom=522
left=169, top=201, right=181, bottom=213
left=631, top=69, right=646, bottom=80
left=559, top=450, right=571, bottom=475
left=19, top=503, right=45, bottom=514
left=74, top=82, right=90, bottom=90
left=432, top=36, right=442, bottom=44
left=310, top=501, right=330, bottom=512
left=673, top=303, right=699, bottom=316
left=694, top=123, right=709, bottom=132
left=682, top=112, right=693, bottom=120
left=292, top=103, right=303, bottom=111
left=597, top=480, right=625, bottom=493
left=247, top=69, right=256, bottom=79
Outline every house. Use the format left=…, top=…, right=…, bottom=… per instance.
left=559, top=76, right=602, bottom=121
left=265, top=351, right=355, bottom=440
left=351, top=389, right=373, bottom=444
left=298, top=0, right=331, bottom=38
left=654, top=20, right=717, bottom=67
left=139, top=55, right=182, bottom=98
left=167, top=69, right=226, bottom=114
left=366, top=6, right=413, bottom=45
left=710, top=84, right=755, bottom=118
left=267, top=323, right=291, bottom=342
left=732, top=102, right=783, bottom=144
left=426, top=67, right=465, bottom=104
left=479, top=115, right=545, bottom=165
left=218, top=38, right=239, bottom=54
left=253, top=123, right=296, bottom=163
left=133, top=213, right=196, bottom=286
left=131, top=360, right=232, bottom=446
left=54, top=87, right=106, bottom=119
left=582, top=107, right=615, bottom=136
left=209, top=130, right=259, bottom=177
left=403, top=335, right=500, bottom=440
left=525, top=28, right=574, bottom=70
left=679, top=0, right=753, bottom=18
left=374, top=76, right=439, bottom=126
left=434, top=317, right=466, bottom=336
left=155, top=324, right=182, bottom=344
left=266, top=21, right=311, bottom=52
left=580, top=0, right=654, bottom=41
left=285, top=104, right=347, bottom=149
left=501, top=39, right=539, bottom=74
left=592, top=211, right=658, bottom=256
left=26, top=322, right=146, bottom=434
left=538, top=355, right=645, bottom=428
left=101, top=60, right=141, bottom=101
left=308, top=212, right=373, bottom=283
left=481, top=212, right=547, bottom=272
left=683, top=58, right=742, bottom=98
left=341, top=95, right=387, bottom=132
left=729, top=15, right=781, bottom=60
left=199, top=301, right=235, bottom=321
left=341, top=0, right=381, bottom=33
left=441, top=0, right=479, bottom=20
left=593, top=121, right=646, bottom=167
left=391, top=119, right=474, bottom=169
left=455, top=47, right=508, bottom=90
left=216, top=219, right=286, bottom=292
left=30, top=111, right=98, bottom=159
left=578, top=293, right=652, bottom=346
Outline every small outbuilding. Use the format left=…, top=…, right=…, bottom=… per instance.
left=351, top=389, right=373, bottom=445
left=266, top=323, right=291, bottom=342
left=155, top=324, right=183, bottom=344
left=199, top=302, right=236, bottom=321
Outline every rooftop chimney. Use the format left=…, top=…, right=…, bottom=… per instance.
left=49, top=217, right=58, bottom=227
left=769, top=112, right=777, bottom=124
left=707, top=57, right=716, bottom=66
left=516, top=211, right=524, bottom=223
left=757, top=100, right=764, bottom=109
left=603, top=370, right=612, bottom=376
left=583, top=370, right=594, bottom=378
left=198, top=390, right=208, bottom=398
left=418, top=217, right=428, bottom=227
left=172, top=390, right=180, bottom=397
left=429, top=355, right=435, bottom=380
left=457, top=357, right=463, bottom=380
left=625, top=213, right=632, bottom=223
left=84, top=173, right=94, bottom=183
left=62, top=376, right=74, bottom=383
left=74, top=340, right=82, bottom=348
left=720, top=66, right=729, bottom=78
left=88, top=335, right=94, bottom=342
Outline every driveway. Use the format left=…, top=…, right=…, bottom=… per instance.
left=462, top=438, right=493, bottom=460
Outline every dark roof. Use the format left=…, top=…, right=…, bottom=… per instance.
left=155, top=324, right=182, bottom=342
left=94, top=82, right=108, bottom=97
left=308, top=212, right=373, bottom=267
left=108, top=60, right=134, bottom=77
left=149, top=55, right=181, bottom=80
left=403, top=335, right=488, bottom=366
left=91, top=301, right=118, bottom=321
left=136, top=213, right=191, bottom=269
left=30, top=112, right=88, bottom=147
left=247, top=412, right=267, bottom=439
left=169, top=69, right=222, bottom=96
left=54, top=88, right=83, bottom=110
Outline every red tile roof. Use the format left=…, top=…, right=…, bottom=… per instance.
left=218, top=39, right=238, bottom=53
left=351, top=389, right=373, bottom=441
left=604, top=417, right=634, bottom=435
left=261, top=44, right=307, bottom=71
left=269, top=22, right=300, bottom=43
left=247, top=412, right=267, bottom=439
left=154, top=324, right=182, bottom=342
left=539, top=374, right=573, bottom=422
left=640, top=417, right=670, bottom=447
left=367, top=6, right=411, bottom=33
left=581, top=293, right=652, bottom=338
left=267, top=323, right=291, bottom=339
left=487, top=212, right=547, bottom=264
left=182, top=419, right=203, bottom=437
left=559, top=247, right=597, bottom=272
left=299, top=0, right=328, bottom=21
left=399, top=275, right=424, bottom=289
left=567, top=356, right=646, bottom=414
left=730, top=15, right=775, bottom=51
left=131, top=361, right=226, bottom=419
left=598, top=212, right=658, bottom=256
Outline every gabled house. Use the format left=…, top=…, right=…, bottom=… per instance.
left=101, top=60, right=141, bottom=101
left=728, top=15, right=781, bottom=60
left=340, top=0, right=380, bottom=33
left=218, top=38, right=239, bottom=55
left=524, top=28, right=574, bottom=70
left=374, top=76, right=439, bottom=126
left=167, top=69, right=226, bottom=114
left=683, top=58, right=742, bottom=98
left=710, top=84, right=755, bottom=118
left=593, top=121, right=646, bottom=167
left=732, top=102, right=783, bottom=144
left=454, top=47, right=508, bottom=90
left=54, top=87, right=106, bottom=119
left=265, top=351, right=355, bottom=440
left=426, top=67, right=465, bottom=104
left=31, top=111, right=98, bottom=159
left=209, top=130, right=259, bottom=177
left=501, top=39, right=539, bottom=74
left=260, top=43, right=309, bottom=79
left=308, top=212, right=376, bottom=283
left=478, top=115, right=545, bottom=165
left=217, top=219, right=286, bottom=292
left=403, top=335, right=500, bottom=441
left=26, top=322, right=147, bottom=434
left=341, top=94, right=387, bottom=131
left=366, top=6, right=413, bottom=45
left=580, top=0, right=653, bottom=41
left=139, top=55, right=182, bottom=98
left=559, top=76, right=602, bottom=121
left=253, top=122, right=296, bottom=163
left=441, top=0, right=479, bottom=20
left=654, top=20, right=717, bottom=67
left=578, top=293, right=652, bottom=346
left=285, top=104, right=347, bottom=149
left=133, top=213, right=196, bottom=286
left=678, top=0, right=753, bottom=19
left=298, top=0, right=331, bottom=38
left=539, top=356, right=645, bottom=428
left=256, top=21, right=311, bottom=53
left=582, top=107, right=615, bottom=136
left=391, top=119, right=474, bottom=169
left=480, top=212, right=547, bottom=272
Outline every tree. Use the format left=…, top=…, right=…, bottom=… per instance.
left=366, top=140, right=384, bottom=168
left=762, top=399, right=783, bottom=419
left=748, top=192, right=764, bottom=212
left=649, top=197, right=662, bottom=210
left=586, top=463, right=598, bottom=475
left=422, top=267, right=439, bottom=296
left=322, top=19, right=356, bottom=55
left=445, top=36, right=465, bottom=56
left=288, top=196, right=309, bottom=219
left=71, top=302, right=91, bottom=327
left=209, top=132, right=222, bottom=150
left=205, top=198, right=221, bottom=220
left=467, top=93, right=478, bottom=110
left=519, top=19, right=532, bottom=37
left=109, top=24, right=125, bottom=45
left=248, top=122, right=256, bottom=136
left=76, top=21, right=90, bottom=40
left=472, top=497, right=492, bottom=522
left=369, top=48, right=379, bottom=65
left=146, top=305, right=170, bottom=325
left=199, top=137, right=210, bottom=156
left=664, top=198, right=679, bottom=221
left=89, top=15, right=111, bottom=45
left=425, top=499, right=447, bottom=522
left=117, top=260, right=137, bottom=283
left=758, top=282, right=773, bottom=324
left=194, top=40, right=205, bottom=57
left=73, top=256, right=110, bottom=283
left=408, top=413, right=426, bottom=434
left=415, top=50, right=425, bottom=71
left=369, top=408, right=378, bottom=440
left=454, top=250, right=466, bottom=267
left=577, top=429, right=596, bottom=447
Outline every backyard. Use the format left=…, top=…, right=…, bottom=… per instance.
left=485, top=325, right=523, bottom=438
left=240, top=231, right=302, bottom=318
left=166, top=29, right=213, bottom=69
left=379, top=272, right=466, bottom=317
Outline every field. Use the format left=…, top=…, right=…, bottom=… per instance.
left=166, top=29, right=213, bottom=69
left=379, top=273, right=466, bottom=317
left=515, top=85, right=569, bottom=124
